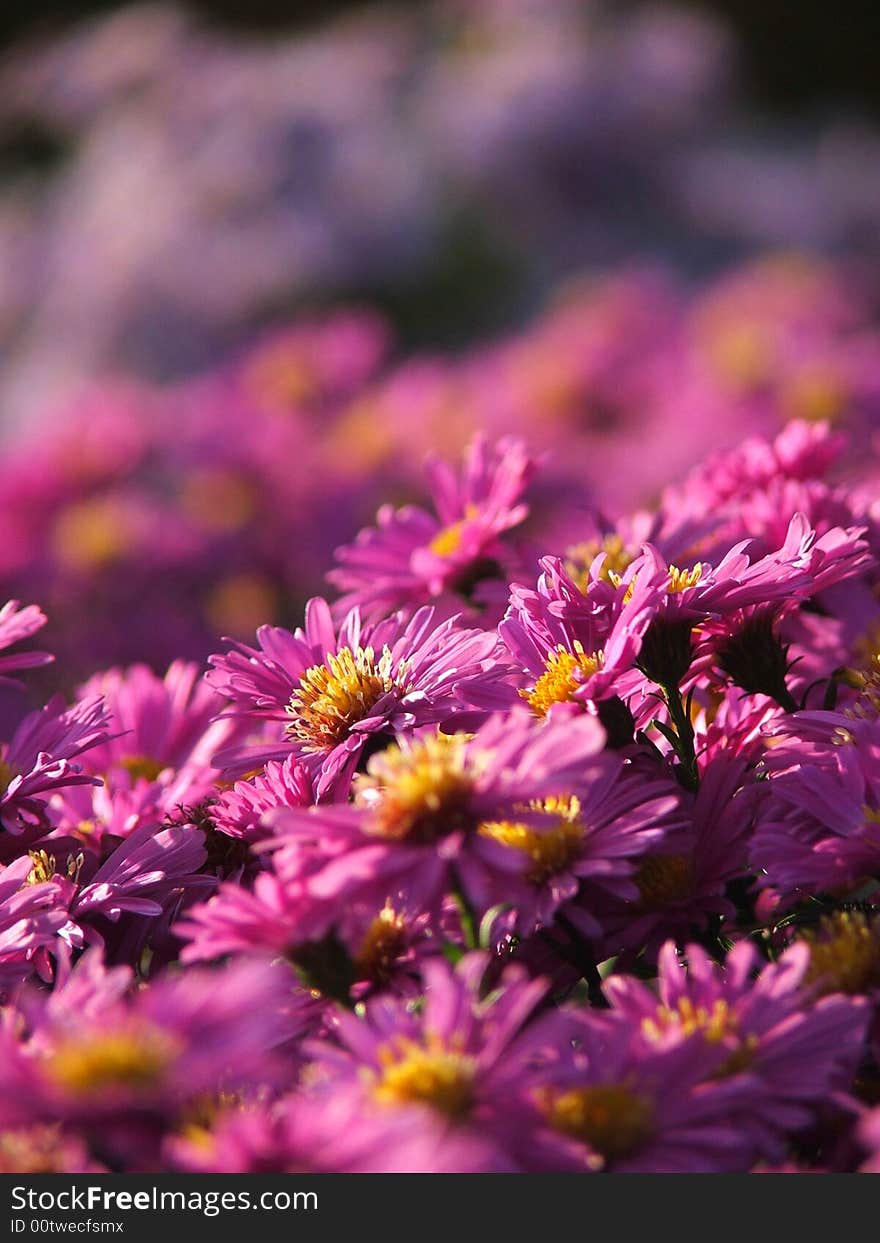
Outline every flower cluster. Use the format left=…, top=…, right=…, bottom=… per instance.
left=1, top=413, right=880, bottom=1173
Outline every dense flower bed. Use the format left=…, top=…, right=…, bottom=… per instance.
left=3, top=350, right=880, bottom=1168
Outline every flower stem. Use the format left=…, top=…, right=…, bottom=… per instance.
left=662, top=681, right=699, bottom=792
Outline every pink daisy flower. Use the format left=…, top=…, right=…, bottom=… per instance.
left=207, top=597, right=508, bottom=796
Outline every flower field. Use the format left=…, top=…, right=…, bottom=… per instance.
left=1, top=0, right=880, bottom=1175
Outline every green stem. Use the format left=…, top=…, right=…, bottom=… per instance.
left=452, top=884, right=478, bottom=951
left=662, top=682, right=699, bottom=792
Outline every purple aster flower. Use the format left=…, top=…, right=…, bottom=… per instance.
left=751, top=720, right=880, bottom=904
left=304, top=952, right=563, bottom=1171
left=76, top=661, right=228, bottom=783
left=211, top=756, right=312, bottom=843
left=605, top=940, right=868, bottom=1160
left=263, top=709, right=607, bottom=930
left=527, top=1007, right=760, bottom=1172
left=591, top=752, right=756, bottom=959
left=0, top=956, right=297, bottom=1169
left=476, top=754, right=682, bottom=942
left=166, top=1084, right=493, bottom=1173
left=207, top=597, right=508, bottom=796
left=500, top=554, right=659, bottom=715
left=70, top=819, right=212, bottom=928
left=328, top=434, right=536, bottom=622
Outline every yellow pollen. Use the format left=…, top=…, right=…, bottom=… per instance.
left=26, top=851, right=56, bottom=886
left=635, top=854, right=695, bottom=911
left=480, top=795, right=584, bottom=883
left=119, top=755, right=166, bottom=783
left=48, top=1027, right=179, bottom=1097
left=29, top=849, right=84, bottom=888
left=287, top=645, right=400, bottom=753
left=428, top=505, right=480, bottom=558
left=803, top=911, right=880, bottom=995
left=357, top=732, right=473, bottom=843
left=522, top=642, right=602, bottom=717
left=541, top=1084, right=652, bottom=1164
left=356, top=903, right=409, bottom=983
left=565, top=535, right=633, bottom=592
left=667, top=564, right=703, bottom=594
left=642, top=997, right=736, bottom=1045
left=374, top=1034, right=476, bottom=1118
left=783, top=367, right=847, bottom=425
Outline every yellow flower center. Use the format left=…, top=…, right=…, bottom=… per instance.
left=667, top=564, right=703, bottom=594
left=25, top=850, right=83, bottom=887
left=641, top=996, right=759, bottom=1075
left=355, top=903, right=409, bottom=984
left=429, top=505, right=480, bottom=558
left=634, top=853, right=695, bottom=911
left=287, top=645, right=401, bottom=753
left=245, top=347, right=318, bottom=409
left=642, top=997, right=735, bottom=1044
left=541, top=1084, right=652, bottom=1164
left=783, top=367, right=847, bottom=425
left=374, top=1034, right=476, bottom=1119
left=522, top=642, right=602, bottom=717
left=565, top=535, right=634, bottom=592
left=119, top=755, right=166, bottom=783
left=803, top=911, right=880, bottom=995
left=26, top=850, right=56, bottom=885
left=705, top=322, right=773, bottom=394
left=480, top=796, right=584, bottom=883
left=52, top=498, right=129, bottom=571
left=357, top=732, right=473, bottom=843
left=48, top=1027, right=179, bottom=1097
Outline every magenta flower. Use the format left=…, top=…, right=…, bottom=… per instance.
left=70, top=819, right=212, bottom=927
left=591, top=752, right=756, bottom=958
left=500, top=555, right=659, bottom=714
left=329, top=435, right=536, bottom=621
left=263, top=709, right=608, bottom=929
left=166, top=1085, right=494, bottom=1173
left=605, top=940, right=867, bottom=1159
left=211, top=756, right=312, bottom=843
left=305, top=953, right=563, bottom=1171
left=528, top=1008, right=761, bottom=1172
left=0, top=956, right=297, bottom=1168
left=76, top=661, right=228, bottom=781
left=207, top=597, right=508, bottom=796
left=751, top=715, right=880, bottom=903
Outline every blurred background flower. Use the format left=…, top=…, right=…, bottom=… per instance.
left=0, top=0, right=878, bottom=684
